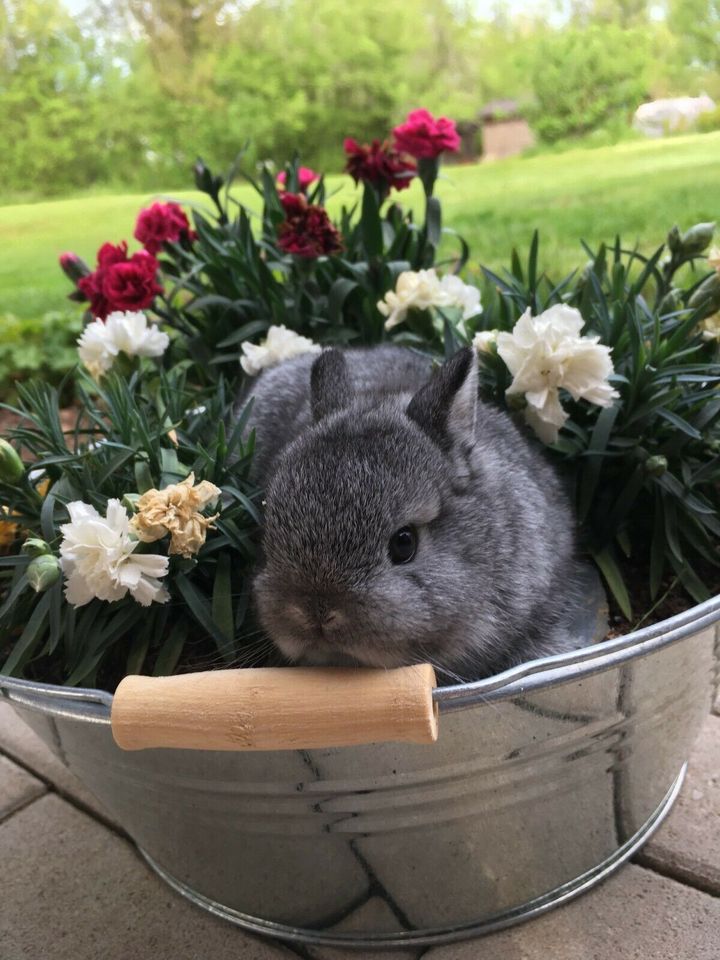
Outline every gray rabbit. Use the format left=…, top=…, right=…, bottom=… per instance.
left=240, top=345, right=584, bottom=684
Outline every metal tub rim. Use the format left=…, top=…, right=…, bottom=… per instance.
left=1, top=590, right=719, bottom=718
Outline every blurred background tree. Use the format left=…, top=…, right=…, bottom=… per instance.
left=0, top=0, right=718, bottom=199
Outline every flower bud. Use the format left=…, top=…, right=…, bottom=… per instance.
left=21, top=537, right=52, bottom=557
left=667, top=225, right=682, bottom=253
left=680, top=222, right=716, bottom=256
left=26, top=554, right=62, bottom=593
left=658, top=288, right=681, bottom=315
left=0, top=439, right=24, bottom=484
left=58, top=251, right=91, bottom=284
left=689, top=272, right=720, bottom=317
left=193, top=158, right=223, bottom=197
left=122, top=493, right=141, bottom=513
left=644, top=455, right=668, bottom=477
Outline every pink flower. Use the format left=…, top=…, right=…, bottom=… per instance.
left=277, top=193, right=343, bottom=258
left=392, top=109, right=460, bottom=159
left=134, top=202, right=195, bottom=255
left=343, top=138, right=416, bottom=197
left=277, top=167, right=319, bottom=194
left=78, top=242, right=163, bottom=319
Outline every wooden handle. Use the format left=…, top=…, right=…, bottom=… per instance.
left=111, top=664, right=438, bottom=752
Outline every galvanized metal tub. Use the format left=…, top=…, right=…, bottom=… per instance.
left=1, top=595, right=719, bottom=949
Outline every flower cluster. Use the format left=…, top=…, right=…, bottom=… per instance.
left=377, top=268, right=482, bottom=330
left=277, top=193, right=343, bottom=258
left=240, top=325, right=321, bottom=376
left=77, top=310, right=169, bottom=380
left=343, top=138, right=416, bottom=198
left=77, top=242, right=163, bottom=319
left=492, top=305, right=619, bottom=443
left=59, top=500, right=170, bottom=607
left=130, top=473, right=221, bottom=559
left=134, top=201, right=195, bottom=255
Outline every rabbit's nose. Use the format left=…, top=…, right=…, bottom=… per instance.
left=315, top=599, right=336, bottom=625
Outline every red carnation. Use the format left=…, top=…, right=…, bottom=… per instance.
left=343, top=138, right=416, bottom=199
left=277, top=167, right=319, bottom=194
left=78, top=241, right=163, bottom=319
left=277, top=193, right=343, bottom=259
left=134, top=201, right=195, bottom=255
left=392, top=109, right=460, bottom=159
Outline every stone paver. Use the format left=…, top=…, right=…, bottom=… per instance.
left=639, top=713, right=720, bottom=895
left=0, top=754, right=45, bottom=822
left=0, top=793, right=294, bottom=960
left=426, top=864, right=720, bottom=960
left=1, top=697, right=718, bottom=960
left=0, top=702, right=113, bottom=824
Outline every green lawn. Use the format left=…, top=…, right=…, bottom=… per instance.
left=1, top=132, right=719, bottom=321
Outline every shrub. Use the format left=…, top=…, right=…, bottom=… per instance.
left=0, top=312, right=82, bottom=403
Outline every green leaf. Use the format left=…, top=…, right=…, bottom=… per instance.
left=360, top=184, right=383, bottom=258
left=578, top=405, right=620, bottom=522
left=328, top=278, right=359, bottom=324
left=2, top=592, right=50, bottom=676
left=592, top=547, right=632, bottom=620
left=134, top=459, right=154, bottom=493
left=649, top=498, right=665, bottom=600
left=425, top=196, right=442, bottom=248
left=176, top=573, right=233, bottom=660
left=153, top=620, right=188, bottom=676
left=211, top=552, right=235, bottom=661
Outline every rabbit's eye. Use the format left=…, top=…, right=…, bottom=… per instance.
left=389, top=526, right=417, bottom=564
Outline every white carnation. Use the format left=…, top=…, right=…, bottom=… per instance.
left=378, top=269, right=482, bottom=330
left=496, top=304, right=619, bottom=444
left=240, top=325, right=321, bottom=376
left=59, top=499, right=170, bottom=608
left=438, top=274, right=483, bottom=320
left=77, top=322, right=118, bottom=380
left=708, top=246, right=720, bottom=274
left=77, top=311, right=169, bottom=380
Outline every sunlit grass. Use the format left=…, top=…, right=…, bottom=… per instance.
left=1, top=131, right=718, bottom=321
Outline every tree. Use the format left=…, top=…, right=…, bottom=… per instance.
left=531, top=24, right=650, bottom=142
left=668, top=0, right=720, bottom=71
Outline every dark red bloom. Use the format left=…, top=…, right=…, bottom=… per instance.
left=78, top=241, right=163, bottom=319
left=277, top=167, right=319, bottom=194
left=277, top=193, right=343, bottom=259
left=343, top=138, right=416, bottom=197
left=392, top=109, right=460, bottom=159
left=134, top=202, right=195, bottom=255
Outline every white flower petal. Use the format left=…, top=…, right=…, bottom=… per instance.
left=378, top=269, right=481, bottom=331
left=240, top=325, right=321, bottom=376
left=59, top=498, right=169, bottom=608
left=497, top=304, right=618, bottom=443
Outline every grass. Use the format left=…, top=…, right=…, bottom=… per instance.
left=1, top=131, right=719, bottom=321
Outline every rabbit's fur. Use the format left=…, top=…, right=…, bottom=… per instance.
left=241, top=345, right=583, bottom=683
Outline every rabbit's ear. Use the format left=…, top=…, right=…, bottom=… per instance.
left=406, top=347, right=477, bottom=451
left=311, top=349, right=353, bottom=422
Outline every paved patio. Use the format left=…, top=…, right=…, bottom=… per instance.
left=1, top=698, right=718, bottom=960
